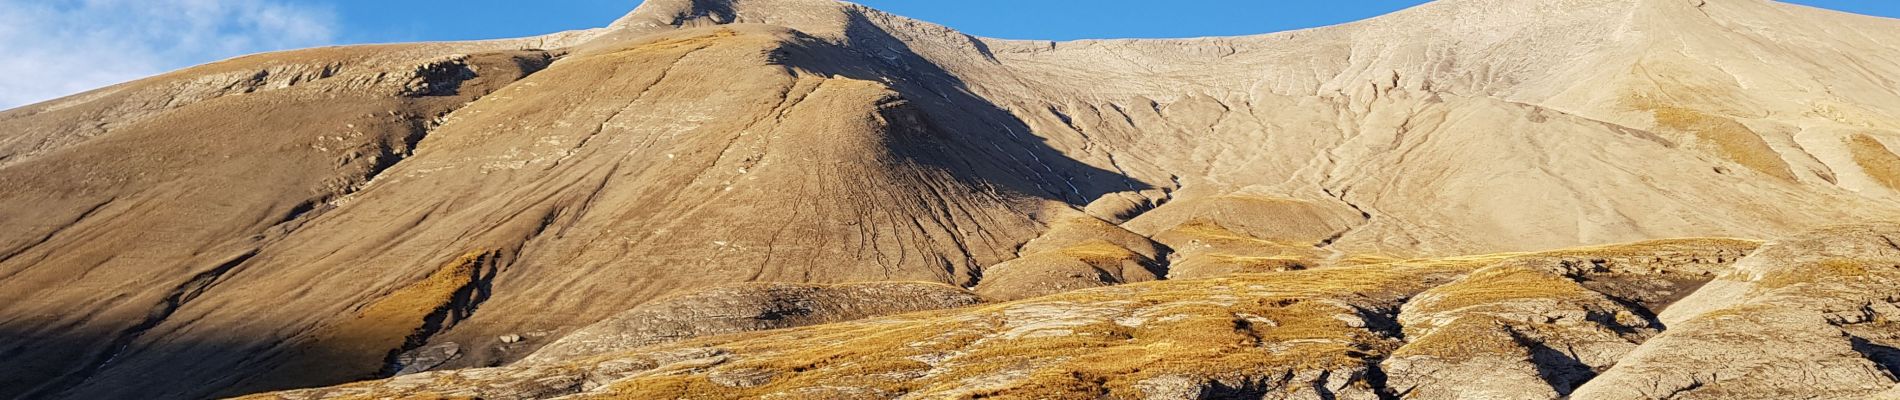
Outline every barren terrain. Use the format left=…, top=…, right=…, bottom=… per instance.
left=6, top=0, right=1900, bottom=398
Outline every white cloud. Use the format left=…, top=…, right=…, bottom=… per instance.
left=0, top=0, right=337, bottom=109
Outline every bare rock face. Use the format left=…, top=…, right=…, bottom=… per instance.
left=249, top=262, right=1442, bottom=400
left=3, top=23, right=1063, bottom=399
left=245, top=239, right=1782, bottom=399
left=1569, top=224, right=1900, bottom=399
left=247, top=228, right=1900, bottom=400
left=11, top=0, right=1900, bottom=398
left=1384, top=261, right=1658, bottom=399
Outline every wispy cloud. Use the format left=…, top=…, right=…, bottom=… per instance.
left=0, top=0, right=338, bottom=109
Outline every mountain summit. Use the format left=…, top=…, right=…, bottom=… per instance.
left=5, top=0, right=1900, bottom=399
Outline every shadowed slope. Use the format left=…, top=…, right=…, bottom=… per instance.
left=0, top=45, right=555, bottom=400
left=13, top=22, right=1136, bottom=399
left=8, top=0, right=1900, bottom=398
left=601, top=0, right=1900, bottom=256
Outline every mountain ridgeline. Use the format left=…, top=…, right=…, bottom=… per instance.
left=5, top=0, right=1900, bottom=398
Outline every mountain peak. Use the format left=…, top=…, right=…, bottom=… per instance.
left=610, top=0, right=853, bottom=33
left=12, top=0, right=1900, bottom=399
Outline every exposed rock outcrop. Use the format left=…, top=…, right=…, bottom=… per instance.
left=246, top=238, right=1786, bottom=399
left=9, top=0, right=1900, bottom=398
left=1570, top=225, right=1900, bottom=399
left=1383, top=261, right=1657, bottom=398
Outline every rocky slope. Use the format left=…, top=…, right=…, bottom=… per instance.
left=256, top=226, right=1900, bottom=399
left=246, top=237, right=1793, bottom=399
left=5, top=0, right=1900, bottom=398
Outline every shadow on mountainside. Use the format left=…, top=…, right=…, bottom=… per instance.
left=808, top=9, right=1150, bottom=206
left=0, top=330, right=274, bottom=400
left=0, top=16, right=1152, bottom=400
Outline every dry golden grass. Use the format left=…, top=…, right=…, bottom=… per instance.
left=1146, top=195, right=1349, bottom=244
left=1163, top=218, right=1262, bottom=242
left=1156, top=218, right=1320, bottom=258
left=1177, top=254, right=1310, bottom=273
left=1389, top=316, right=1527, bottom=358
left=1756, top=258, right=1869, bottom=289
left=329, top=394, right=475, bottom=400
left=979, top=239, right=1157, bottom=300
left=1538, top=237, right=1759, bottom=258
left=355, top=251, right=489, bottom=327
left=615, top=28, right=743, bottom=55
left=1019, top=213, right=1162, bottom=260
left=569, top=263, right=1455, bottom=399
left=587, top=237, right=1727, bottom=398
left=232, top=250, right=490, bottom=396
left=1847, top=134, right=1900, bottom=191
left=1056, top=240, right=1147, bottom=264
left=270, top=238, right=1767, bottom=399
left=1628, top=94, right=1796, bottom=181
left=1341, top=251, right=1530, bottom=273
left=1410, top=265, right=1595, bottom=314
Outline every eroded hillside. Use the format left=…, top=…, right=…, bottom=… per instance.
left=5, top=0, right=1900, bottom=398
left=248, top=232, right=1900, bottom=399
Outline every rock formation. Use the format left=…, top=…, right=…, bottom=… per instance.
left=5, top=0, right=1900, bottom=398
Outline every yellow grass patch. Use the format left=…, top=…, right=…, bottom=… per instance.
left=274, top=238, right=1772, bottom=399
left=1408, top=265, right=1594, bottom=315
left=1156, top=218, right=1319, bottom=257
left=575, top=263, right=1455, bottom=399
left=1182, top=254, right=1311, bottom=272
left=1057, top=240, right=1146, bottom=264
left=1537, top=237, right=1760, bottom=259
left=1847, top=134, right=1900, bottom=191
left=232, top=250, right=491, bottom=395
left=1389, top=316, right=1527, bottom=358
left=1756, top=258, right=1869, bottom=289
left=1626, top=90, right=1795, bottom=181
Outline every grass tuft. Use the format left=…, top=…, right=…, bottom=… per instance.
left=1755, top=258, right=1868, bottom=290
left=1627, top=92, right=1795, bottom=181
left=1847, top=134, right=1900, bottom=191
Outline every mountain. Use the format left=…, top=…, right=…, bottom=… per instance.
left=4, top=0, right=1900, bottom=398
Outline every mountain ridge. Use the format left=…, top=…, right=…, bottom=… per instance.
left=5, top=0, right=1900, bottom=398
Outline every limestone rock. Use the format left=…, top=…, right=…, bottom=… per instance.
left=1384, top=262, right=1658, bottom=399
left=1082, top=189, right=1170, bottom=224
left=250, top=241, right=1739, bottom=400
left=1570, top=224, right=1900, bottom=399
left=391, top=342, right=461, bottom=376
left=12, top=0, right=1900, bottom=398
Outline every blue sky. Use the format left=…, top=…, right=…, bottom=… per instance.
left=325, top=0, right=1900, bottom=42
left=328, top=1, right=1431, bottom=43
left=3, top=0, right=1898, bottom=109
